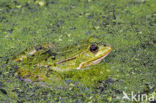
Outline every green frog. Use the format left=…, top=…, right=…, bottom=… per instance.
left=14, top=40, right=112, bottom=83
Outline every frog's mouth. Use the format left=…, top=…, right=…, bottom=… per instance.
left=92, top=47, right=112, bottom=64
left=77, top=46, right=112, bottom=70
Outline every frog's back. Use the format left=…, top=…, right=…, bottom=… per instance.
left=13, top=42, right=89, bottom=82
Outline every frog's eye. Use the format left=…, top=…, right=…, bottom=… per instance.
left=89, top=44, right=98, bottom=53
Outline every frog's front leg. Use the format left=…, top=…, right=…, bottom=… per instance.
left=76, top=62, right=89, bottom=70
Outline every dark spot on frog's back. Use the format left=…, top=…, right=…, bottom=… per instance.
left=47, top=50, right=57, bottom=56
left=35, top=45, right=43, bottom=51
left=43, top=49, right=57, bottom=60
left=0, top=88, right=7, bottom=95
left=46, top=69, right=54, bottom=77
left=90, top=44, right=98, bottom=53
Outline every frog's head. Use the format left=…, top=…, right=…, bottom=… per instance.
left=76, top=43, right=112, bottom=70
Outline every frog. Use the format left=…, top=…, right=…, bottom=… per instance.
left=14, top=39, right=112, bottom=83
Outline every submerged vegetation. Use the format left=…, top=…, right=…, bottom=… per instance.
left=0, top=0, right=155, bottom=102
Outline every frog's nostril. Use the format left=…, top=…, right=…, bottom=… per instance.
left=103, top=43, right=111, bottom=47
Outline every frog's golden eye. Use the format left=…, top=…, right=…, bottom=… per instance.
left=89, top=44, right=98, bottom=53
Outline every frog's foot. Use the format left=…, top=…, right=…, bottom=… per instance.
left=76, top=62, right=85, bottom=70
left=76, top=59, right=102, bottom=70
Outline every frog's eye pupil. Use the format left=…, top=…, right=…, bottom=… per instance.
left=90, top=44, right=98, bottom=53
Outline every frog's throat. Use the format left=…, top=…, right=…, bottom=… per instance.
left=76, top=47, right=112, bottom=70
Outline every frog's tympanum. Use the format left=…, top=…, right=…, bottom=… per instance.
left=14, top=40, right=112, bottom=83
